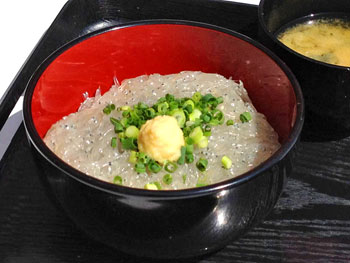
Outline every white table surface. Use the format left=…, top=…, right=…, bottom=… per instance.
left=0, top=0, right=259, bottom=158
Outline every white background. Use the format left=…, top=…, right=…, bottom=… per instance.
left=0, top=0, right=259, bottom=156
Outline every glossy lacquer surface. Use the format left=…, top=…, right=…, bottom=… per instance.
left=34, top=150, right=289, bottom=258
left=258, top=0, right=350, bottom=141
left=23, top=21, right=303, bottom=258
left=4, top=0, right=350, bottom=262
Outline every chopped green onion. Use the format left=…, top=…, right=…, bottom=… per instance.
left=185, top=137, right=194, bottom=145
left=186, top=153, right=194, bottom=163
left=137, top=152, right=150, bottom=164
left=240, top=112, right=252, bottom=123
left=121, top=137, right=138, bottom=150
left=212, top=110, right=224, bottom=124
left=182, top=126, right=192, bottom=137
left=193, top=118, right=203, bottom=127
left=183, top=99, right=194, bottom=108
left=221, top=155, right=232, bottom=169
left=107, top=92, right=228, bottom=176
left=110, top=117, right=119, bottom=126
left=163, top=174, right=173, bottom=185
left=170, top=109, right=186, bottom=128
left=157, top=97, right=167, bottom=103
left=165, top=93, right=175, bottom=102
left=103, top=104, right=115, bottom=115
left=164, top=161, right=178, bottom=173
left=216, top=97, right=224, bottom=104
left=153, top=181, right=162, bottom=190
left=189, top=108, right=202, bottom=121
left=129, top=151, right=137, bottom=164
left=111, top=137, right=117, bottom=148
left=192, top=92, right=202, bottom=102
left=197, top=136, right=208, bottom=148
left=157, top=102, right=169, bottom=113
left=183, top=108, right=190, bottom=121
left=209, top=119, right=219, bottom=126
left=182, top=174, right=187, bottom=184
left=201, top=113, right=212, bottom=123
left=109, top=117, right=121, bottom=126
left=120, top=117, right=128, bottom=127
left=110, top=118, right=124, bottom=133
left=113, top=175, right=122, bottom=185
left=185, top=144, right=194, bottom=154
left=169, top=101, right=179, bottom=111
left=144, top=183, right=158, bottom=190
left=177, top=146, right=186, bottom=165
left=202, top=94, right=215, bottom=102
left=189, top=126, right=204, bottom=144
left=137, top=102, right=149, bottom=109
left=145, top=108, right=156, bottom=119
left=114, top=123, right=124, bottom=133
left=226, top=120, right=234, bottom=126
left=122, top=112, right=131, bottom=119
left=148, top=160, right=162, bottom=173
left=203, top=131, right=211, bottom=137
left=129, top=111, right=141, bottom=126
left=135, top=162, right=146, bottom=173
left=208, top=99, right=219, bottom=109
left=183, top=100, right=195, bottom=113
left=203, top=124, right=211, bottom=132
left=203, top=124, right=212, bottom=136
left=184, top=104, right=193, bottom=114
left=121, top=105, right=131, bottom=111
left=196, top=158, right=208, bottom=172
left=125, top=125, right=139, bottom=138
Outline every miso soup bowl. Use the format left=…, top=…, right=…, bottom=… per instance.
left=23, top=20, right=304, bottom=259
left=258, top=0, right=350, bottom=141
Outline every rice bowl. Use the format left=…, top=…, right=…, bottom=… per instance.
left=23, top=20, right=304, bottom=258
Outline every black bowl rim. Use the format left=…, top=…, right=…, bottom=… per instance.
left=23, top=19, right=304, bottom=199
left=258, top=0, right=350, bottom=70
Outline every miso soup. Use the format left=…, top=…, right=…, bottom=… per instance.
left=277, top=16, right=350, bottom=67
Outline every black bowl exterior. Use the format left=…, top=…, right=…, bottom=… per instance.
left=30, top=143, right=292, bottom=259
left=258, top=0, right=350, bottom=141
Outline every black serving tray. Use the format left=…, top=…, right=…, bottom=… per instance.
left=1, top=0, right=350, bottom=262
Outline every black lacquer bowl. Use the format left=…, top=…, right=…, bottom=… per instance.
left=258, top=0, right=350, bottom=141
left=23, top=20, right=304, bottom=259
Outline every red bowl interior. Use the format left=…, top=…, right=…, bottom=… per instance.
left=31, top=23, right=297, bottom=143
